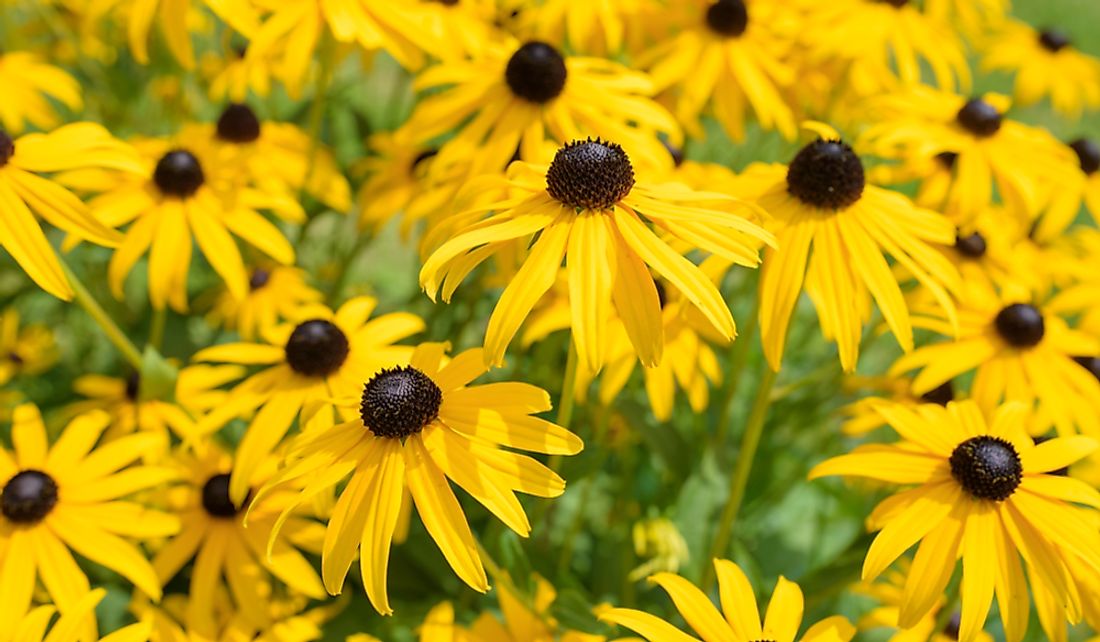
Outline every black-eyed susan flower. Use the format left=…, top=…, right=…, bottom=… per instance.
left=514, top=0, right=653, bottom=55
left=0, top=404, right=178, bottom=634
left=1034, top=138, right=1100, bottom=239
left=0, top=51, right=81, bottom=133
left=861, top=88, right=1076, bottom=224
left=201, top=43, right=276, bottom=102
left=841, top=374, right=957, bottom=436
left=0, top=123, right=140, bottom=300
left=734, top=124, right=959, bottom=372
left=799, top=0, right=969, bottom=92
left=892, top=280, right=1100, bottom=438
left=398, top=41, right=681, bottom=179
left=421, top=138, right=774, bottom=373
left=252, top=343, right=583, bottom=614
left=635, top=0, right=797, bottom=140
left=923, top=0, right=1007, bottom=36
left=810, top=400, right=1100, bottom=642
left=855, top=558, right=993, bottom=642
left=194, top=297, right=423, bottom=503
left=89, top=134, right=299, bottom=311
left=150, top=440, right=325, bottom=637
left=0, top=308, right=56, bottom=386
left=15, top=588, right=151, bottom=642
left=599, top=557, right=856, bottom=642
left=206, top=265, right=323, bottom=341
left=981, top=21, right=1100, bottom=118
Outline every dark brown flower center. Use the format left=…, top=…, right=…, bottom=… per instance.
left=919, top=380, right=954, bottom=406
left=954, top=231, right=987, bottom=258
left=935, top=151, right=959, bottom=169
left=2, top=470, right=59, bottom=524
left=125, top=371, right=140, bottom=401
left=153, top=149, right=205, bottom=198
left=786, top=139, right=865, bottom=210
left=1074, top=356, right=1100, bottom=381
left=284, top=319, right=350, bottom=377
left=505, top=41, right=567, bottom=104
left=994, top=303, right=1044, bottom=348
left=956, top=99, right=1002, bottom=138
left=216, top=103, right=261, bottom=144
left=943, top=612, right=961, bottom=640
left=706, top=0, right=748, bottom=37
left=950, top=436, right=1022, bottom=501
left=249, top=268, right=271, bottom=291
left=1039, top=29, right=1070, bottom=53
left=201, top=473, right=250, bottom=517
left=546, top=138, right=635, bottom=210
left=1070, top=138, right=1099, bottom=175
left=360, top=366, right=442, bottom=439
left=0, top=130, right=13, bottom=167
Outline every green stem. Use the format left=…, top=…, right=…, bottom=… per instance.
left=60, top=259, right=143, bottom=370
left=703, top=365, right=778, bottom=591
left=149, top=306, right=166, bottom=351
left=546, top=339, right=579, bottom=475
left=301, top=32, right=337, bottom=203
left=712, top=289, right=760, bottom=452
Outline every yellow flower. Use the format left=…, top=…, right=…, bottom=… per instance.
left=206, top=265, right=323, bottom=341
left=513, top=0, right=655, bottom=55
left=193, top=296, right=423, bottom=504
left=860, top=88, right=1076, bottom=224
left=15, top=588, right=151, bottom=642
left=1034, top=137, right=1100, bottom=239
left=892, top=280, right=1100, bottom=438
left=0, top=123, right=139, bottom=300
left=399, top=41, right=681, bottom=180
left=90, top=134, right=299, bottom=311
left=635, top=0, right=796, bottom=140
left=810, top=399, right=1100, bottom=642
left=922, top=0, right=1008, bottom=36
left=841, top=373, right=956, bottom=437
left=0, top=308, right=56, bottom=386
left=981, top=20, right=1100, bottom=118
left=630, top=517, right=690, bottom=581
left=421, top=138, right=774, bottom=372
left=0, top=404, right=179, bottom=639
left=252, top=342, right=584, bottom=614
left=799, top=0, right=969, bottom=92
left=599, top=557, right=856, bottom=642
left=200, top=43, right=276, bottom=102
left=0, top=51, right=82, bottom=133
left=149, top=440, right=326, bottom=637
left=737, top=124, right=959, bottom=372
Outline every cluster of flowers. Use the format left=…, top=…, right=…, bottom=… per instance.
left=1, top=0, right=1099, bottom=641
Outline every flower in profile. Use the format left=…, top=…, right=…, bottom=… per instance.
left=599, top=557, right=855, bottom=642
left=0, top=308, right=56, bottom=386
left=194, top=297, right=424, bottom=503
left=421, top=138, right=774, bottom=373
left=0, top=404, right=178, bottom=638
left=149, top=440, right=325, bottom=637
left=513, top=0, right=655, bottom=55
left=252, top=343, right=583, bottom=614
left=207, top=265, right=323, bottom=341
left=0, top=51, right=82, bottom=133
left=841, top=374, right=957, bottom=436
left=1033, top=137, right=1100, bottom=239
left=800, top=0, right=969, bottom=92
left=15, top=588, right=151, bottom=642
left=922, top=0, right=1007, bottom=35
left=861, top=88, right=1075, bottom=223
left=201, top=42, right=276, bottom=102
left=635, top=0, right=797, bottom=140
left=810, top=399, right=1100, bottom=642
left=0, top=123, right=140, bottom=300
left=735, top=124, right=959, bottom=372
left=398, top=40, right=681, bottom=179
left=892, top=280, right=1100, bottom=438
left=91, top=133, right=299, bottom=311
left=981, top=21, right=1100, bottom=118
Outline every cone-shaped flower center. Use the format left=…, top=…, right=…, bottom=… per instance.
left=950, top=436, right=1022, bottom=501
left=505, top=41, right=568, bottom=104
left=0, top=130, right=13, bottom=167
left=994, top=303, right=1045, bottom=348
left=284, top=319, right=350, bottom=377
left=786, top=139, right=865, bottom=210
left=706, top=0, right=748, bottom=37
left=546, top=138, right=635, bottom=210
left=956, top=99, right=1002, bottom=138
left=154, top=150, right=205, bottom=198
left=943, top=612, right=961, bottom=640
left=2, top=470, right=59, bottom=524
left=201, top=473, right=249, bottom=517
left=249, top=268, right=271, bottom=291
left=216, top=103, right=261, bottom=143
left=919, top=380, right=954, bottom=406
left=125, top=371, right=140, bottom=401
left=935, top=151, right=959, bottom=169
left=1070, top=138, right=1099, bottom=175
left=360, top=366, right=443, bottom=439
left=954, top=231, right=987, bottom=258
left=1074, top=356, right=1100, bottom=381
left=1039, top=29, right=1070, bottom=53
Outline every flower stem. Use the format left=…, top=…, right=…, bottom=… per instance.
left=557, top=338, right=579, bottom=429
left=301, top=32, right=336, bottom=202
left=149, top=305, right=166, bottom=351
left=703, top=364, right=777, bottom=591
left=60, top=259, right=143, bottom=370
left=712, top=288, right=760, bottom=452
